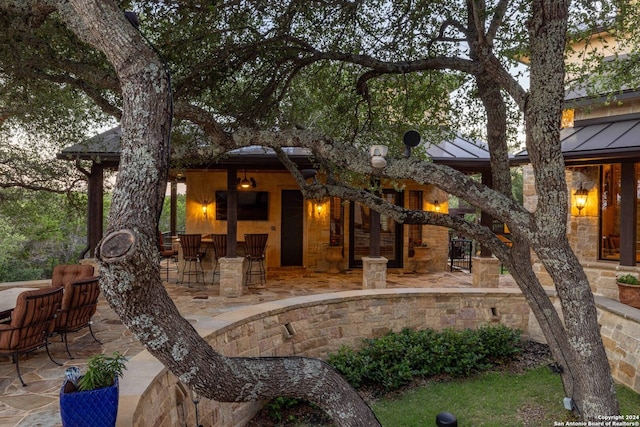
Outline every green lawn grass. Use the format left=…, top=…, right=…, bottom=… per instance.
left=371, top=366, right=640, bottom=427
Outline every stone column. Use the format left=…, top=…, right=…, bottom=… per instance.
left=219, top=257, right=245, bottom=297
left=472, top=256, right=501, bottom=288
left=362, top=257, right=388, bottom=289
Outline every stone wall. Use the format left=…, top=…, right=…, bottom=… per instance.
left=184, top=170, right=449, bottom=273
left=119, top=288, right=529, bottom=427
left=119, top=289, right=640, bottom=427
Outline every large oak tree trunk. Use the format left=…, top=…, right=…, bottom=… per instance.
left=58, top=1, right=380, bottom=426
left=524, top=0, right=619, bottom=418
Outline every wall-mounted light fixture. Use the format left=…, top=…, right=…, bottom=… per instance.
left=574, top=184, right=588, bottom=215
left=201, top=201, right=209, bottom=218
left=370, top=145, right=388, bottom=169
left=433, top=200, right=441, bottom=212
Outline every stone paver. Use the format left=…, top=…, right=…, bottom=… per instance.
left=0, top=267, right=515, bottom=427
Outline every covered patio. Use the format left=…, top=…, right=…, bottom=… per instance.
left=58, top=127, right=504, bottom=294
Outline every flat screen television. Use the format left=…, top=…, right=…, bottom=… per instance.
left=215, top=191, right=269, bottom=221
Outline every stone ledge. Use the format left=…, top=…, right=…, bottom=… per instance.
left=118, top=288, right=640, bottom=427
left=595, top=295, right=640, bottom=323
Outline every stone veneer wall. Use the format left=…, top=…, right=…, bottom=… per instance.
left=119, top=288, right=529, bottom=427
left=119, top=288, right=640, bottom=427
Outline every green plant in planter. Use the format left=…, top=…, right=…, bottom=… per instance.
left=617, top=274, right=640, bottom=285
left=60, top=352, right=128, bottom=427
left=77, top=352, right=127, bottom=391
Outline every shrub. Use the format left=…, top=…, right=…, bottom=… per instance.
left=328, top=325, right=522, bottom=391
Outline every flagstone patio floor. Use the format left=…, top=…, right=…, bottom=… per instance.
left=0, top=267, right=516, bottom=427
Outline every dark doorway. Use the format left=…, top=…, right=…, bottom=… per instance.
left=349, top=190, right=404, bottom=268
left=281, top=190, right=304, bottom=266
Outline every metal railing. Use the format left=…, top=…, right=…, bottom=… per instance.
left=449, top=238, right=473, bottom=272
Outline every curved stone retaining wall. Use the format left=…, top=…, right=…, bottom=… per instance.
left=117, top=288, right=640, bottom=427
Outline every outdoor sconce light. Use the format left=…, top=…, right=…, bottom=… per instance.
left=574, top=185, right=589, bottom=215
left=370, top=145, right=388, bottom=169
left=433, top=200, right=441, bottom=212
left=313, top=199, right=325, bottom=217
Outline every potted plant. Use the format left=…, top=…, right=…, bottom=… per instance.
left=616, top=274, right=640, bottom=309
left=60, top=352, right=127, bottom=427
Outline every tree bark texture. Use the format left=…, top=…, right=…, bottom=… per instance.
left=0, top=0, right=622, bottom=421
left=57, top=1, right=381, bottom=425
left=524, top=0, right=619, bottom=418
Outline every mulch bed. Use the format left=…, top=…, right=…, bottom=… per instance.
left=246, top=341, right=553, bottom=427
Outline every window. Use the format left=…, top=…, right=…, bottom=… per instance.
left=600, top=164, right=620, bottom=260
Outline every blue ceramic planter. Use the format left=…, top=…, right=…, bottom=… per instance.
left=59, top=378, right=118, bottom=427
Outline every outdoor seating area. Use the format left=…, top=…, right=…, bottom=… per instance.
left=170, top=233, right=271, bottom=286
left=0, top=266, right=506, bottom=426
left=2, top=266, right=639, bottom=426
left=0, top=264, right=97, bottom=387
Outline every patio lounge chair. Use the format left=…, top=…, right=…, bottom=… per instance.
left=0, top=287, right=63, bottom=386
left=53, top=276, right=101, bottom=359
left=51, top=264, right=95, bottom=288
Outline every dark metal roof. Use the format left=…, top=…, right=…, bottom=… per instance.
left=513, top=113, right=640, bottom=165
left=56, top=126, right=122, bottom=166
left=425, top=134, right=492, bottom=170
left=58, top=126, right=493, bottom=171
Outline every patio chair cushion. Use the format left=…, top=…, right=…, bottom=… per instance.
left=55, top=276, right=101, bottom=331
left=51, top=264, right=95, bottom=288
left=0, top=287, right=63, bottom=350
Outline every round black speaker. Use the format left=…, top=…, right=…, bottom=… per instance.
left=403, top=130, right=421, bottom=147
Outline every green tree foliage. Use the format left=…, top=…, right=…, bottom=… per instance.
left=0, top=190, right=87, bottom=281
left=0, top=0, right=628, bottom=420
left=158, top=194, right=186, bottom=234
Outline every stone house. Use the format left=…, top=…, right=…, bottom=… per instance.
left=59, top=128, right=494, bottom=281
left=515, top=26, right=640, bottom=301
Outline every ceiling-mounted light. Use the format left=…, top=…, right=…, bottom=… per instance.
left=237, top=170, right=256, bottom=189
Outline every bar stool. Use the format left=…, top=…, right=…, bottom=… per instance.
left=244, top=233, right=268, bottom=286
left=178, top=234, right=206, bottom=285
left=210, top=234, right=227, bottom=283
left=158, top=231, right=178, bottom=281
